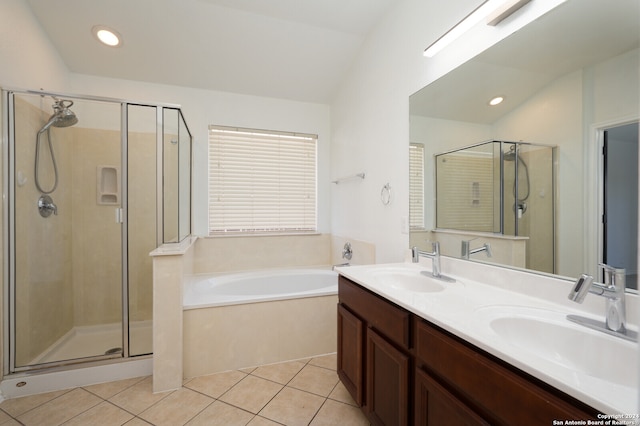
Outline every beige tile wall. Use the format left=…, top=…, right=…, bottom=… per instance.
left=127, top=130, right=157, bottom=323
left=192, top=234, right=332, bottom=274
left=13, top=96, right=74, bottom=365
left=183, top=295, right=338, bottom=378
left=70, top=127, right=122, bottom=327
left=330, top=235, right=376, bottom=265
left=152, top=239, right=195, bottom=392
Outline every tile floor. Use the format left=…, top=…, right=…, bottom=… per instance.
left=0, top=354, right=370, bottom=426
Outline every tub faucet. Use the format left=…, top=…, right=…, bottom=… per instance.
left=568, top=263, right=633, bottom=340
left=342, top=242, right=353, bottom=261
left=461, top=239, right=492, bottom=260
left=412, top=242, right=441, bottom=277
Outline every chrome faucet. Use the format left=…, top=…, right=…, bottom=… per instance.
left=342, top=242, right=353, bottom=261
left=461, top=239, right=492, bottom=260
left=333, top=242, right=353, bottom=270
left=567, top=263, right=636, bottom=341
left=412, top=242, right=441, bottom=277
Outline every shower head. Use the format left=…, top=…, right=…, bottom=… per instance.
left=38, top=99, right=78, bottom=133
left=52, top=99, right=78, bottom=127
left=503, top=145, right=517, bottom=161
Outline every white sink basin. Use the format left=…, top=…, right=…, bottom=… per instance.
left=370, top=266, right=455, bottom=293
left=477, top=306, right=637, bottom=389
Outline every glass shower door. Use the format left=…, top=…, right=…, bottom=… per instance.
left=127, top=104, right=156, bottom=356
left=11, top=93, right=124, bottom=369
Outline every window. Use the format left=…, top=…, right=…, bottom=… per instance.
left=409, top=143, right=425, bottom=229
left=208, top=126, right=317, bottom=235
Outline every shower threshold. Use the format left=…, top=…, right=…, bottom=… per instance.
left=27, top=320, right=152, bottom=366
left=1, top=356, right=152, bottom=400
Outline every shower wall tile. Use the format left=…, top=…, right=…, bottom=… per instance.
left=128, top=131, right=157, bottom=324
left=12, top=97, right=75, bottom=365
left=71, top=127, right=122, bottom=327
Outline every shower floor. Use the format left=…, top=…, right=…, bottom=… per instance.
left=30, top=321, right=152, bottom=366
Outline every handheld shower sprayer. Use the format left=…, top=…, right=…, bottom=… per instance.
left=39, top=99, right=78, bottom=134
left=35, top=97, right=79, bottom=195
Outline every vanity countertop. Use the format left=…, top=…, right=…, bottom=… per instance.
left=335, top=258, right=638, bottom=417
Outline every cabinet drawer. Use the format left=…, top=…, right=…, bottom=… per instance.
left=339, top=276, right=410, bottom=349
left=414, top=319, right=598, bottom=425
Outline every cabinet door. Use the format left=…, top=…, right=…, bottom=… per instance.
left=415, top=368, right=489, bottom=426
left=367, top=327, right=409, bottom=426
left=337, top=304, right=364, bottom=405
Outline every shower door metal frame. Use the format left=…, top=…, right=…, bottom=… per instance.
left=2, top=88, right=184, bottom=375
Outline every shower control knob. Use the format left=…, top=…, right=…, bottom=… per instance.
left=38, top=195, right=58, bottom=218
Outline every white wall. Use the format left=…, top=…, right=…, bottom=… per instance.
left=330, top=0, right=567, bottom=263
left=0, top=0, right=69, bottom=91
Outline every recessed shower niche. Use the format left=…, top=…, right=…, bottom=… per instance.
left=97, top=165, right=120, bottom=205
left=2, top=89, right=192, bottom=373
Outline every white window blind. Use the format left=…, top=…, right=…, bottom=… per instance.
left=208, top=126, right=317, bottom=235
left=409, top=143, right=425, bottom=229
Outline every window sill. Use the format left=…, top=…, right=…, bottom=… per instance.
left=205, top=231, right=321, bottom=239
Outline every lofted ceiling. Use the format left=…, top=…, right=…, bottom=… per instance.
left=25, top=0, right=396, bottom=103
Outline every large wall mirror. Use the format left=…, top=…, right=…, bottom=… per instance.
left=409, top=0, right=639, bottom=290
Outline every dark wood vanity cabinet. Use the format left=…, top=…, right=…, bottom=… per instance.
left=338, top=276, right=411, bottom=425
left=337, top=275, right=600, bottom=426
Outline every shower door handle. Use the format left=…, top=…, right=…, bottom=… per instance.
left=115, top=208, right=124, bottom=224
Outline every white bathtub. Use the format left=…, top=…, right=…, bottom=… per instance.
left=183, top=268, right=338, bottom=309
left=182, top=267, right=339, bottom=377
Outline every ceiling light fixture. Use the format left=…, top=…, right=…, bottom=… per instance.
left=92, top=25, right=122, bottom=47
left=489, top=96, right=505, bottom=106
left=423, top=0, right=531, bottom=58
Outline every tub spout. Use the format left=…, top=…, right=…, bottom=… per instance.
left=332, top=262, right=350, bottom=271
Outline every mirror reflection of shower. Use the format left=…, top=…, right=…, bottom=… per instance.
left=35, top=97, right=78, bottom=194
left=504, top=144, right=530, bottom=217
left=434, top=140, right=556, bottom=273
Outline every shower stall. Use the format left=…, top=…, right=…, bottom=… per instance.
left=435, top=140, right=556, bottom=272
left=1, top=89, right=192, bottom=373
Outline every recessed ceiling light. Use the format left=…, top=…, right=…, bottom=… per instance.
left=489, top=96, right=505, bottom=106
left=92, top=25, right=122, bottom=47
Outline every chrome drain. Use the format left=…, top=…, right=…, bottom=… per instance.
left=104, top=347, right=122, bottom=355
